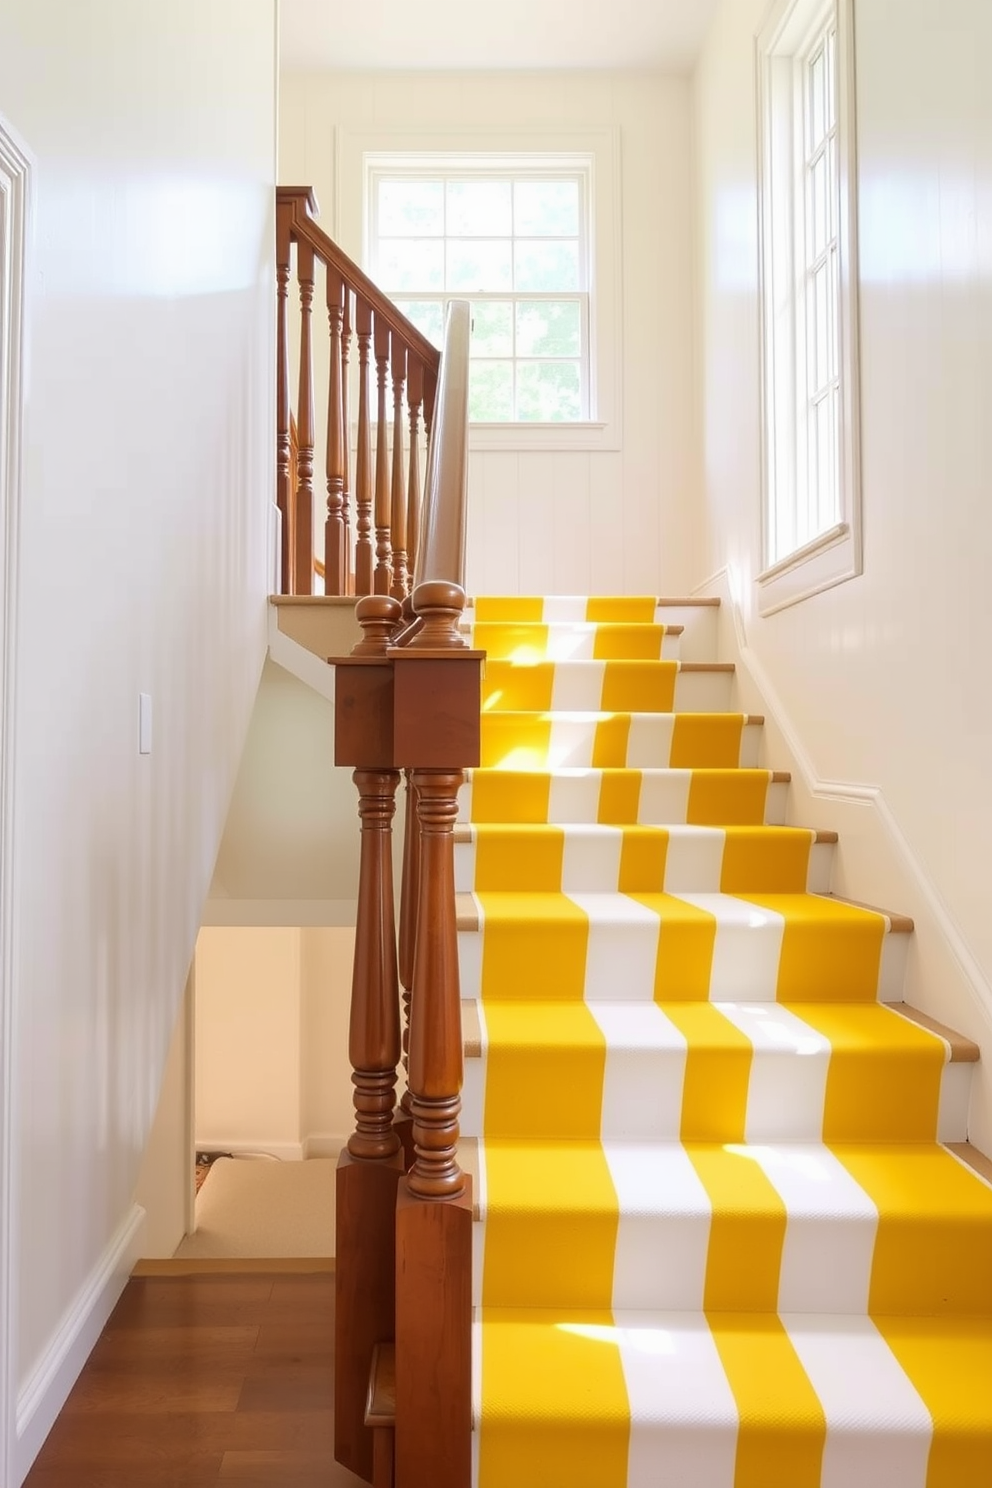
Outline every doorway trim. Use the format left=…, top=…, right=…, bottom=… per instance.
left=0, top=111, right=31, bottom=1488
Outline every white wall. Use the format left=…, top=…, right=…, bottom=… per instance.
left=133, top=974, right=193, bottom=1259
left=194, top=926, right=354, bottom=1159
left=693, top=0, right=992, bottom=1142
left=0, top=0, right=277, bottom=1476
left=279, top=68, right=697, bottom=596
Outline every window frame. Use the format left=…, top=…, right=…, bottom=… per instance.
left=368, top=162, right=591, bottom=425
left=756, top=0, right=862, bottom=615
left=335, top=127, right=622, bottom=451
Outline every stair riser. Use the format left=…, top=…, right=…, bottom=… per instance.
left=455, top=832, right=833, bottom=895
left=459, top=777, right=788, bottom=825
left=465, top=601, right=720, bottom=661
left=468, top=623, right=682, bottom=663
left=482, top=665, right=735, bottom=714
left=478, top=715, right=764, bottom=771
left=462, top=1048, right=967, bottom=1145
left=457, top=918, right=908, bottom=1004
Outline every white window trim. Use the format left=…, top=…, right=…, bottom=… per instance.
left=336, top=126, right=623, bottom=452
left=756, top=0, right=862, bottom=615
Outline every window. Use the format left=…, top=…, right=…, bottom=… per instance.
left=336, top=129, right=621, bottom=450
left=757, top=0, right=861, bottom=613
left=369, top=166, right=589, bottom=424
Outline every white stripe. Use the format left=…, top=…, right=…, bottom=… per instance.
left=560, top=826, right=624, bottom=893
left=547, top=769, right=602, bottom=823
left=548, top=715, right=598, bottom=768
left=545, top=626, right=597, bottom=661
left=460, top=997, right=486, bottom=1141
left=783, top=1315, right=932, bottom=1488
left=614, top=1312, right=738, bottom=1488
left=588, top=1002, right=687, bottom=1140
left=458, top=776, right=472, bottom=822
left=638, top=769, right=692, bottom=824
left=543, top=595, right=586, bottom=622
left=457, top=896, right=484, bottom=1001
left=675, top=892, right=785, bottom=1000
left=746, top=1143, right=878, bottom=1312
left=454, top=831, right=475, bottom=894
left=550, top=659, right=606, bottom=710
left=663, top=827, right=727, bottom=893
left=568, top=893, right=661, bottom=1004
left=627, top=713, right=676, bottom=767
left=717, top=1001, right=831, bottom=1141
left=605, top=1143, right=711, bottom=1310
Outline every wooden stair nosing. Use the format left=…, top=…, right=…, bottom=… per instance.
left=892, top=1004, right=980, bottom=1062
left=453, top=823, right=836, bottom=845
left=948, top=1142, right=992, bottom=1186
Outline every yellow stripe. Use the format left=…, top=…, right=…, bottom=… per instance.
left=474, top=596, right=544, bottom=621
left=586, top=595, right=657, bottom=621
left=482, top=1141, right=618, bottom=1308
left=473, top=826, right=565, bottom=892
left=870, top=1318, right=992, bottom=1488
left=787, top=1002, right=946, bottom=1141
left=739, top=894, right=886, bottom=1002
left=687, top=769, right=770, bottom=825
left=665, top=1002, right=753, bottom=1141
left=601, top=660, right=677, bottom=712
left=592, top=623, right=665, bottom=660
left=710, top=1314, right=826, bottom=1488
left=482, top=660, right=555, bottom=712
left=482, top=1001, right=604, bottom=1140
left=592, top=714, right=632, bottom=767
left=470, top=771, right=552, bottom=823
left=480, top=714, right=553, bottom=769
left=671, top=713, right=746, bottom=768
left=472, top=621, right=550, bottom=661
left=627, top=893, right=717, bottom=1001
left=478, top=892, right=588, bottom=1003
left=832, top=1144, right=992, bottom=1315
left=618, top=828, right=669, bottom=893
left=688, top=1145, right=786, bottom=1312
left=598, top=770, right=642, bottom=824
left=478, top=1309, right=630, bottom=1488
left=720, top=828, right=814, bottom=893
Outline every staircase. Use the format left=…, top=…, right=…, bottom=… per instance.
left=454, top=593, right=992, bottom=1488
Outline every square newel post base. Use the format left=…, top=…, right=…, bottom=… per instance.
left=394, top=1179, right=474, bottom=1488
left=335, top=1149, right=406, bottom=1482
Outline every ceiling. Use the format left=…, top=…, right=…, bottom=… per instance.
left=278, top=0, right=723, bottom=73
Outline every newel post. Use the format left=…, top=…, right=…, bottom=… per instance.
left=332, top=595, right=406, bottom=1484
left=390, top=580, right=481, bottom=1488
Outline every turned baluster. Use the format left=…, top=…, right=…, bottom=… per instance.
left=325, top=265, right=346, bottom=596
left=353, top=299, right=374, bottom=597
left=334, top=593, right=406, bottom=1483
left=341, top=287, right=354, bottom=593
left=396, top=768, right=421, bottom=1149
left=373, top=313, right=392, bottom=595
left=275, top=203, right=293, bottom=593
left=295, top=237, right=316, bottom=596
left=406, top=357, right=425, bottom=586
left=389, top=339, right=409, bottom=600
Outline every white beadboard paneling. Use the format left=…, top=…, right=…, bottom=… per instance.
left=279, top=67, right=698, bottom=595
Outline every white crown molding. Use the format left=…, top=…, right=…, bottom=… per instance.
left=0, top=110, right=32, bottom=1488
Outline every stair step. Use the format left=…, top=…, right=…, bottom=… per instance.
left=482, top=658, right=735, bottom=713
left=460, top=999, right=967, bottom=1144
left=473, top=1308, right=992, bottom=1488
left=457, top=891, right=911, bottom=1004
left=479, top=711, right=765, bottom=769
left=460, top=767, right=789, bottom=826
left=454, top=824, right=836, bottom=894
left=466, top=620, right=683, bottom=662
left=466, top=1138, right=992, bottom=1315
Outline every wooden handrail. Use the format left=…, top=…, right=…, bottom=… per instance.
left=275, top=186, right=442, bottom=598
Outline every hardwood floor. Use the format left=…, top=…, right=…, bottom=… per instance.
left=23, top=1270, right=368, bottom=1487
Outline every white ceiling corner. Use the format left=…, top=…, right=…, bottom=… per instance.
left=278, top=0, right=723, bottom=73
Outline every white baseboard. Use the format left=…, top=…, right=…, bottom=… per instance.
left=194, top=1140, right=305, bottom=1162
left=693, top=565, right=992, bottom=1150
left=14, top=1203, right=146, bottom=1485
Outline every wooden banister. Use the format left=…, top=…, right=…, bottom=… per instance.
left=275, top=187, right=441, bottom=597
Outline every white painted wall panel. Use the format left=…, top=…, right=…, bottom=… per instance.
left=0, top=0, right=277, bottom=1426
left=278, top=68, right=696, bottom=596
left=693, top=0, right=992, bottom=1139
